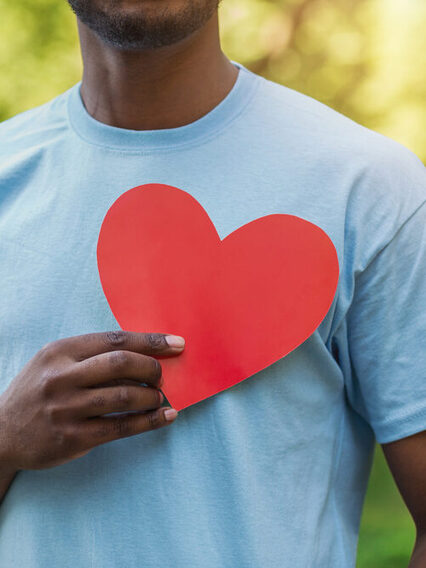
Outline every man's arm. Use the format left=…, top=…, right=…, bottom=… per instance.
left=381, top=430, right=426, bottom=567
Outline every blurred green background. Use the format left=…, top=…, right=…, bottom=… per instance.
left=1, top=0, right=424, bottom=565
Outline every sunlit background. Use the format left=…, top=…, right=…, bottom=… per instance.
left=1, top=1, right=425, bottom=566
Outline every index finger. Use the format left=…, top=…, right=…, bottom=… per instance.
left=58, top=330, right=185, bottom=361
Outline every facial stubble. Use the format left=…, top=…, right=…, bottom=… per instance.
left=67, top=0, right=222, bottom=50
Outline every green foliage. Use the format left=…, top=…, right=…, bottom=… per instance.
left=0, top=0, right=81, bottom=122
left=0, top=1, right=423, bottom=565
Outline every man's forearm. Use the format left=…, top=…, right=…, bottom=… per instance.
left=409, top=533, right=426, bottom=567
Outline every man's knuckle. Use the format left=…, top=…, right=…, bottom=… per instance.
left=82, top=355, right=97, bottom=372
left=91, top=394, right=106, bottom=409
left=63, top=426, right=80, bottom=449
left=146, top=333, right=166, bottom=351
left=45, top=402, right=62, bottom=424
left=39, top=340, right=59, bottom=361
left=40, top=379, right=54, bottom=400
left=51, top=424, right=78, bottom=452
left=108, top=350, right=130, bottom=372
left=112, top=417, right=132, bottom=437
left=93, top=424, right=109, bottom=439
left=39, top=367, right=62, bottom=398
left=104, top=330, right=127, bottom=348
left=114, top=387, right=131, bottom=409
left=147, top=411, right=161, bottom=429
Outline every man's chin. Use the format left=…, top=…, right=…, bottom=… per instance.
left=68, top=0, right=220, bottom=51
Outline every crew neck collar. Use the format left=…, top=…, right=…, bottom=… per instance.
left=66, top=60, right=260, bottom=152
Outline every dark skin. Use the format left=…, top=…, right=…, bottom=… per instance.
left=72, top=0, right=239, bottom=131
left=0, top=331, right=185, bottom=494
left=382, top=433, right=426, bottom=567
left=0, top=1, right=425, bottom=565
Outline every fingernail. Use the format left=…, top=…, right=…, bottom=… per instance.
left=164, top=408, right=178, bottom=421
left=165, top=335, right=185, bottom=349
left=158, top=391, right=164, bottom=404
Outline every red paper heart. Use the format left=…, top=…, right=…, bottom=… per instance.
left=97, top=183, right=339, bottom=410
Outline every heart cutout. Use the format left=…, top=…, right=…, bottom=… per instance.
left=97, top=183, right=339, bottom=410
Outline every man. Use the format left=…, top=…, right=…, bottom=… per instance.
left=0, top=1, right=425, bottom=566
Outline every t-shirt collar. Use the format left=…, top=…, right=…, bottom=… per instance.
left=66, top=59, right=259, bottom=152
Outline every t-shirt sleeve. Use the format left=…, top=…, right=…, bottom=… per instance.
left=342, top=200, right=426, bottom=443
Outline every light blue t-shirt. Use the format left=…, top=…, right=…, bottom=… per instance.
left=0, top=60, right=425, bottom=567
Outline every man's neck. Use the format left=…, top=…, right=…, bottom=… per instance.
left=77, top=12, right=238, bottom=131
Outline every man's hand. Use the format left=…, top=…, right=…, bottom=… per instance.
left=0, top=330, right=184, bottom=474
